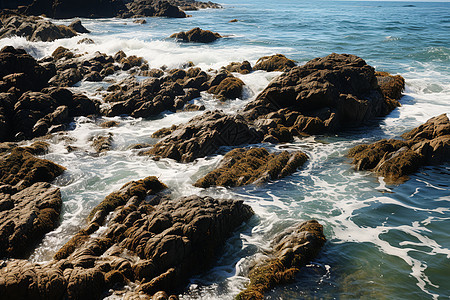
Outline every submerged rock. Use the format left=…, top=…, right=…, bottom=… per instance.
left=148, top=110, right=263, bottom=162
left=236, top=220, right=326, bottom=300
left=0, top=13, right=77, bottom=42
left=348, top=114, right=450, bottom=183
left=194, top=147, right=308, bottom=188
left=170, top=27, right=222, bottom=43
left=0, top=176, right=253, bottom=299
left=253, top=54, right=296, bottom=72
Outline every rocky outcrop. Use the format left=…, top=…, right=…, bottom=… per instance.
left=0, top=13, right=77, bottom=42
left=170, top=27, right=221, bottom=43
left=148, top=111, right=263, bottom=162
left=244, top=53, right=405, bottom=139
left=0, top=46, right=100, bottom=141
left=0, top=182, right=61, bottom=258
left=253, top=54, right=295, bottom=72
left=224, top=61, right=252, bottom=74
left=0, top=46, right=55, bottom=95
left=0, top=176, right=253, bottom=299
left=236, top=220, right=326, bottom=300
left=348, top=114, right=450, bottom=183
left=167, top=0, right=222, bottom=10
left=207, top=76, right=244, bottom=100
left=123, top=0, right=186, bottom=18
left=194, top=148, right=308, bottom=188
left=68, top=19, right=90, bottom=34
left=0, top=143, right=65, bottom=190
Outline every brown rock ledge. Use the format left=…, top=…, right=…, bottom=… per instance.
left=194, top=147, right=308, bottom=188
left=0, top=176, right=254, bottom=299
left=348, top=113, right=449, bottom=183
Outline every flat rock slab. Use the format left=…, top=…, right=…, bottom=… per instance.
left=194, top=147, right=308, bottom=188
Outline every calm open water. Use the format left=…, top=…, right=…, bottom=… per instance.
left=1, top=0, right=449, bottom=299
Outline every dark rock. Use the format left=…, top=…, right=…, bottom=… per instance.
left=229, top=19, right=238, bottom=23
left=0, top=143, right=66, bottom=189
left=49, top=67, right=82, bottom=87
left=147, top=110, right=263, bottom=162
left=0, top=182, right=62, bottom=258
left=349, top=114, right=450, bottom=183
left=253, top=54, right=295, bottom=72
left=244, top=53, right=405, bottom=136
left=0, top=13, right=77, bottom=42
left=236, top=220, right=326, bottom=300
left=84, top=71, right=103, bottom=82
left=224, top=61, right=252, bottom=74
left=0, top=174, right=251, bottom=299
left=52, top=46, right=74, bottom=60
left=208, top=76, right=244, bottom=100
left=194, top=147, right=308, bottom=188
left=0, top=46, right=55, bottom=94
left=170, top=27, right=221, bottom=43
left=69, top=19, right=90, bottom=34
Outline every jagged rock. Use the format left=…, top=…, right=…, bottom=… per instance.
left=148, top=110, right=263, bottom=162
left=100, top=120, right=120, bottom=128
left=208, top=76, right=244, bottom=100
left=77, top=37, right=95, bottom=44
left=0, top=13, right=76, bottom=42
left=122, top=0, right=186, bottom=18
left=0, top=46, right=55, bottom=95
left=0, top=182, right=62, bottom=258
left=0, top=143, right=65, bottom=189
left=236, top=220, right=326, bottom=300
left=170, top=27, right=221, bottom=43
left=91, top=133, right=113, bottom=153
left=224, top=61, right=252, bottom=74
left=194, top=148, right=308, bottom=188
left=253, top=54, right=295, bottom=72
left=69, top=19, right=90, bottom=34
left=349, top=114, right=450, bottom=183
left=244, top=53, right=405, bottom=138
left=133, top=19, right=147, bottom=24
left=0, top=176, right=253, bottom=299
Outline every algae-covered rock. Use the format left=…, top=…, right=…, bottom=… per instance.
left=170, top=27, right=221, bottom=43
left=253, top=54, right=295, bottom=72
left=194, top=147, right=308, bottom=188
left=348, top=114, right=449, bottom=183
left=236, top=220, right=326, bottom=300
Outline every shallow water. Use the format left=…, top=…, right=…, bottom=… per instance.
left=1, top=0, right=449, bottom=299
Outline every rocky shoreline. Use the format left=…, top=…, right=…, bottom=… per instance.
left=0, top=0, right=448, bottom=299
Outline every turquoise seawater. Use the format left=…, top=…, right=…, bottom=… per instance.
left=1, top=1, right=449, bottom=299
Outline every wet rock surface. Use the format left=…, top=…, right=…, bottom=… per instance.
left=223, top=61, right=253, bottom=74
left=0, top=142, right=65, bottom=189
left=0, top=46, right=101, bottom=141
left=170, top=27, right=222, bottom=43
left=349, top=113, right=450, bottom=183
left=244, top=53, right=405, bottom=137
left=0, top=176, right=254, bottom=299
left=148, top=110, right=263, bottom=162
left=0, top=13, right=77, bottom=42
left=252, top=54, right=296, bottom=72
left=0, top=142, right=64, bottom=258
left=194, top=147, right=308, bottom=188
left=0, top=182, right=62, bottom=258
left=236, top=220, right=326, bottom=300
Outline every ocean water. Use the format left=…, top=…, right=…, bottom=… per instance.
left=1, top=0, right=449, bottom=299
